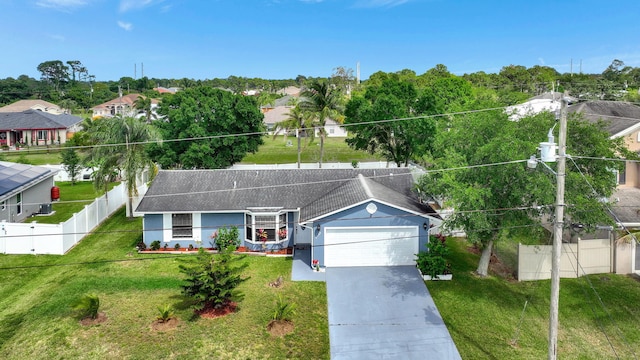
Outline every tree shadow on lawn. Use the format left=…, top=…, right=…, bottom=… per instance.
left=445, top=321, right=500, bottom=360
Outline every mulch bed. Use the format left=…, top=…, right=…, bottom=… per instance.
left=196, top=301, right=238, bottom=319
left=267, top=320, right=294, bottom=337
left=151, top=317, right=180, bottom=331
left=79, top=312, right=107, bottom=326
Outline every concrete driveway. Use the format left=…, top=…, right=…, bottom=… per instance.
left=326, top=266, right=461, bottom=359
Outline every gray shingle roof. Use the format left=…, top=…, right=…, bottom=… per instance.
left=568, top=101, right=640, bottom=136
left=0, top=161, right=55, bottom=199
left=136, top=168, right=437, bottom=221
left=609, top=188, right=640, bottom=224
left=0, top=110, right=82, bottom=130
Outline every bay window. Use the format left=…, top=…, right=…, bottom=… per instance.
left=245, top=211, right=288, bottom=242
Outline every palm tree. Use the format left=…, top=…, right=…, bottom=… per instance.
left=300, top=80, right=343, bottom=168
left=273, top=105, right=313, bottom=168
left=87, top=116, right=158, bottom=217
left=133, top=95, right=154, bottom=123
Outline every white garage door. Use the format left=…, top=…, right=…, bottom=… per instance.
left=324, top=226, right=419, bottom=267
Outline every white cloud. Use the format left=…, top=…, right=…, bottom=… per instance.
left=353, top=0, right=410, bottom=8
left=119, top=0, right=156, bottom=12
left=117, top=21, right=133, bottom=31
left=46, top=33, right=66, bottom=41
left=538, top=57, right=545, bottom=65
left=35, top=0, right=88, bottom=11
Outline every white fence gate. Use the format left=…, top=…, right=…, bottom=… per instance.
left=0, top=181, right=148, bottom=255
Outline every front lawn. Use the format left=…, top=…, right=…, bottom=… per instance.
left=241, top=136, right=383, bottom=164
left=0, top=208, right=329, bottom=359
left=429, top=237, right=640, bottom=359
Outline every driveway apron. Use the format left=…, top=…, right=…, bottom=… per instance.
left=326, top=266, right=461, bottom=359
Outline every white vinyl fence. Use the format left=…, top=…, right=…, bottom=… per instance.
left=518, top=238, right=612, bottom=281
left=0, top=181, right=148, bottom=255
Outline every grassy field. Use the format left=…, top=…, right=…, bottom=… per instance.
left=241, top=136, right=383, bottom=164
left=0, top=208, right=329, bottom=359
left=0, top=136, right=379, bottom=166
left=430, top=237, right=640, bottom=359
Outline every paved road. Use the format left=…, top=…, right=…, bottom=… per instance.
left=326, top=266, right=461, bottom=359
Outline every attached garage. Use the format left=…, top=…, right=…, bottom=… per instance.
left=323, top=226, right=419, bottom=267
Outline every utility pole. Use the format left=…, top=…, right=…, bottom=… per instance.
left=549, top=94, right=567, bottom=360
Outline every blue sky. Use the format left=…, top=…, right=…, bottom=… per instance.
left=2, top=0, right=640, bottom=81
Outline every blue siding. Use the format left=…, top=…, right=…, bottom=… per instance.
left=201, top=213, right=245, bottom=249
left=313, top=201, right=430, bottom=266
left=143, top=214, right=163, bottom=246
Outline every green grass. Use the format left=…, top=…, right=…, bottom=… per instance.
left=241, top=136, right=383, bottom=164
left=0, top=147, right=64, bottom=165
left=0, top=136, right=381, bottom=166
left=0, top=207, right=329, bottom=359
left=36, top=182, right=117, bottom=224
left=430, top=237, right=640, bottom=359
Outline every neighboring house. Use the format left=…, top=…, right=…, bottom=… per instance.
left=262, top=105, right=348, bottom=137
left=568, top=101, right=640, bottom=187
left=0, top=100, right=63, bottom=115
left=0, top=161, right=57, bottom=222
left=153, top=86, right=180, bottom=94
left=91, top=94, right=159, bottom=119
left=506, top=92, right=577, bottom=120
left=0, top=110, right=83, bottom=146
left=136, top=168, right=441, bottom=268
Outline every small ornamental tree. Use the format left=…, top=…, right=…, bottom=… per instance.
left=179, top=247, right=249, bottom=311
left=60, top=146, right=82, bottom=185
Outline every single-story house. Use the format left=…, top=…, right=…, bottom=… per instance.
left=262, top=105, right=348, bottom=137
left=0, top=100, right=63, bottom=115
left=0, top=110, right=83, bottom=146
left=0, top=161, right=58, bottom=222
left=136, top=168, right=441, bottom=268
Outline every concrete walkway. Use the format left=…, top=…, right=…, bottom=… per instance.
left=326, top=266, right=461, bottom=360
left=291, top=244, right=325, bottom=282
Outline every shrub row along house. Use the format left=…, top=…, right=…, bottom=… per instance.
left=136, top=168, right=441, bottom=268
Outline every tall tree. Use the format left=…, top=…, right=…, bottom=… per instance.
left=86, top=116, right=158, bottom=217
left=417, top=110, right=631, bottom=276
left=273, top=104, right=314, bottom=168
left=37, top=60, right=69, bottom=92
left=148, top=86, right=264, bottom=169
left=300, top=80, right=343, bottom=168
left=344, top=76, right=437, bottom=166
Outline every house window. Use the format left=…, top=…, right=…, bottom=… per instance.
left=16, top=192, right=22, bottom=215
left=329, top=128, right=335, bottom=134
left=172, top=213, right=192, bottom=238
left=37, top=130, right=47, bottom=141
left=245, top=212, right=287, bottom=242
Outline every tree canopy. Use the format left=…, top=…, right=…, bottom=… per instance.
left=344, top=74, right=437, bottom=166
left=148, top=86, right=264, bottom=169
left=417, top=109, right=631, bottom=276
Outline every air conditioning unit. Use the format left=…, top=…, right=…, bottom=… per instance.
left=40, top=203, right=52, bottom=214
